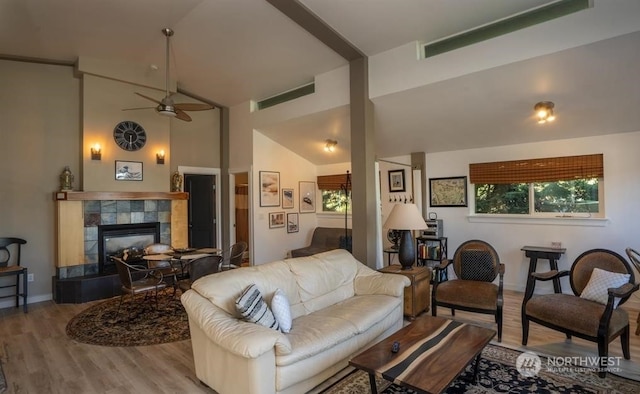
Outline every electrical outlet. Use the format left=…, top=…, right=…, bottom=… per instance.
left=27, top=273, right=34, bottom=282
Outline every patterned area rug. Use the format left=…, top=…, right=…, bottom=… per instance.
left=66, top=288, right=189, bottom=346
left=322, top=344, right=640, bottom=394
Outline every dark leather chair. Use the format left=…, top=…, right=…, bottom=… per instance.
left=625, top=248, right=640, bottom=335
left=177, top=255, right=220, bottom=291
left=112, top=256, right=167, bottom=320
left=218, top=242, right=247, bottom=271
left=0, top=237, right=28, bottom=313
left=522, top=249, right=639, bottom=377
left=432, top=239, right=504, bottom=341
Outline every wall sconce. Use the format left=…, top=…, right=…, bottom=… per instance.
left=90, top=144, right=101, bottom=160
left=156, top=150, right=165, bottom=165
left=324, top=139, right=337, bottom=152
left=534, top=101, right=556, bottom=124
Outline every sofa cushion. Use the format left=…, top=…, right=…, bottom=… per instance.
left=312, top=294, right=401, bottom=333
left=191, top=260, right=301, bottom=316
left=236, top=284, right=280, bottom=331
left=276, top=294, right=401, bottom=367
left=286, top=250, right=358, bottom=314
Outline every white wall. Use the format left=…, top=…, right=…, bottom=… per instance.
left=252, top=131, right=317, bottom=264
left=425, top=131, right=640, bottom=293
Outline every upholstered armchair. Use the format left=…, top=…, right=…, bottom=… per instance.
left=625, top=248, right=640, bottom=335
left=522, top=249, right=639, bottom=377
left=432, top=239, right=505, bottom=341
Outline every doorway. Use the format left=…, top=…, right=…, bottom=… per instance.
left=178, top=166, right=221, bottom=249
left=184, top=174, right=216, bottom=248
left=234, top=172, right=250, bottom=247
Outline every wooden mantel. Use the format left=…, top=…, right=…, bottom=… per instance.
left=53, top=191, right=188, bottom=201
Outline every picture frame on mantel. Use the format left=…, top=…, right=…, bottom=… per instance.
left=115, top=160, right=143, bottom=181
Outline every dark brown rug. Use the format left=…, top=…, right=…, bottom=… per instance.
left=66, top=288, right=189, bottom=347
left=322, top=344, right=640, bottom=394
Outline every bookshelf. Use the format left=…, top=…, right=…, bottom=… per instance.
left=416, top=236, right=447, bottom=282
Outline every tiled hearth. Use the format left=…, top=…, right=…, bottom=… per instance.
left=57, top=199, right=172, bottom=279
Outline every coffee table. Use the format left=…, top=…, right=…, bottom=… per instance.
left=349, top=315, right=495, bottom=394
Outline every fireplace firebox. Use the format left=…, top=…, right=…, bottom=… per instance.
left=98, top=222, right=160, bottom=274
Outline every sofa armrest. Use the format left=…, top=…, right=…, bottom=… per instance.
left=354, top=265, right=410, bottom=297
left=181, top=290, right=292, bottom=359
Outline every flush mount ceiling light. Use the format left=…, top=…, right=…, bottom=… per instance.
left=534, top=101, right=556, bottom=124
left=324, top=139, right=337, bottom=152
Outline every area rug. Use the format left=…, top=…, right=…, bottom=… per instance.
left=66, top=288, right=189, bottom=347
left=0, top=361, right=6, bottom=393
left=322, top=344, right=640, bottom=394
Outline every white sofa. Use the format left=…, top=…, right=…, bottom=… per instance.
left=181, top=249, right=410, bottom=394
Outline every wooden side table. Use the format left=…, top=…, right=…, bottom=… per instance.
left=379, top=265, right=431, bottom=320
left=521, top=246, right=566, bottom=294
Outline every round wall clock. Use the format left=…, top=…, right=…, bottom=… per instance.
left=113, top=121, right=147, bottom=151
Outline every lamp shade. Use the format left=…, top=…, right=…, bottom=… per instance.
left=383, top=203, right=428, bottom=230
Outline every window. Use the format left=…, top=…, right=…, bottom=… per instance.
left=470, top=154, right=603, bottom=216
left=317, top=173, right=351, bottom=213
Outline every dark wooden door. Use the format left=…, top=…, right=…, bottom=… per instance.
left=184, top=174, right=216, bottom=248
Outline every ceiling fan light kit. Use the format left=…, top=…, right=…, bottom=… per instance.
left=123, top=28, right=213, bottom=122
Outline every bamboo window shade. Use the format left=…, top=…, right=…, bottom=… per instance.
left=317, top=174, right=351, bottom=191
left=469, top=154, right=603, bottom=184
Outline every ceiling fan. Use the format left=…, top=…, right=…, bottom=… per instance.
left=124, top=28, right=213, bottom=122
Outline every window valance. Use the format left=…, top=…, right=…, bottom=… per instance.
left=469, top=154, right=603, bottom=184
left=317, top=174, right=351, bottom=191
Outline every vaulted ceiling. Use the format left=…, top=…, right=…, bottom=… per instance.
left=2, top=0, right=639, bottom=164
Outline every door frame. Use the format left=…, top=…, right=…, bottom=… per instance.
left=178, top=166, right=222, bottom=249
left=229, top=167, right=253, bottom=265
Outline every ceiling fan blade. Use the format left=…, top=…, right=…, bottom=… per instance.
left=174, top=103, right=214, bottom=111
left=122, top=106, right=155, bottom=111
left=135, top=92, right=163, bottom=105
left=175, top=109, right=192, bottom=122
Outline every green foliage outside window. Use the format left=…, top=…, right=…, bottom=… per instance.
left=475, top=178, right=599, bottom=214
left=321, top=190, right=351, bottom=213
left=534, top=179, right=599, bottom=213
left=475, top=183, right=529, bottom=214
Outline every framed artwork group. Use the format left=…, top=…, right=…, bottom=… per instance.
left=261, top=170, right=316, bottom=231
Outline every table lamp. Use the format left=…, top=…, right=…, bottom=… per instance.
left=383, top=203, right=428, bottom=270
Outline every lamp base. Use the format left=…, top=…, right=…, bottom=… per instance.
left=398, top=230, right=415, bottom=270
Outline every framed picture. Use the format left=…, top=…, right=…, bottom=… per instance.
left=259, top=171, right=280, bottom=207
left=299, top=181, right=316, bottom=213
left=388, top=169, right=405, bottom=192
left=269, top=212, right=285, bottom=229
left=287, top=213, right=299, bottom=233
left=115, top=160, right=143, bottom=181
left=282, top=188, right=294, bottom=209
left=429, top=176, right=468, bottom=207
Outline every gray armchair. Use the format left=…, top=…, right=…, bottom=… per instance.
left=290, top=227, right=351, bottom=257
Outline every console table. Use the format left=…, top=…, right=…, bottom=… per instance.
left=521, top=245, right=566, bottom=294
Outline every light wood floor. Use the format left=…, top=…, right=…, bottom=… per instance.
left=1, top=290, right=639, bottom=394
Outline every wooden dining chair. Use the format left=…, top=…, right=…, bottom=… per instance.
left=0, top=237, right=28, bottom=313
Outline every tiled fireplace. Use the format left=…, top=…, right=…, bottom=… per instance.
left=53, top=191, right=188, bottom=302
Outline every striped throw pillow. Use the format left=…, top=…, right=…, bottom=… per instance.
left=235, top=284, right=280, bottom=331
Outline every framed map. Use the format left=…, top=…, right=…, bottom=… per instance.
left=429, top=176, right=468, bottom=207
